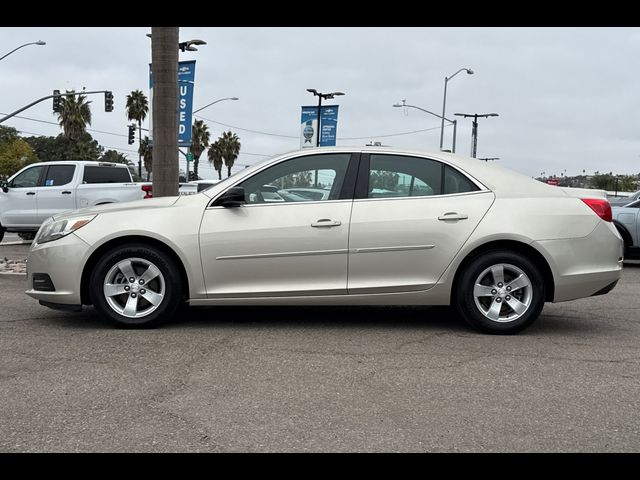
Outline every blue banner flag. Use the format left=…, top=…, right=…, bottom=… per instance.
left=300, top=105, right=340, bottom=148
left=319, top=105, right=339, bottom=147
left=300, top=106, right=318, bottom=148
left=149, top=60, right=197, bottom=147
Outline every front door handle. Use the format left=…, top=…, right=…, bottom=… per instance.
left=61, top=191, right=72, bottom=195
left=26, top=192, right=35, bottom=196
left=311, top=219, right=342, bottom=228
left=438, top=212, right=468, bottom=221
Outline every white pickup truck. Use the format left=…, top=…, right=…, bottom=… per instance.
left=0, top=161, right=146, bottom=242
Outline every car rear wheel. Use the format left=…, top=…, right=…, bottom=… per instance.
left=89, top=244, right=183, bottom=328
left=0, top=225, right=4, bottom=243
left=455, top=250, right=545, bottom=334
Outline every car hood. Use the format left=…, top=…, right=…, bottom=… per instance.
left=53, top=196, right=181, bottom=221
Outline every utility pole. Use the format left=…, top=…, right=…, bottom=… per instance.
left=151, top=27, right=179, bottom=197
left=454, top=112, right=499, bottom=158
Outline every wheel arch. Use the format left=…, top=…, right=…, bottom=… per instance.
left=80, top=235, right=190, bottom=305
left=451, top=239, right=555, bottom=303
left=613, top=220, right=633, bottom=248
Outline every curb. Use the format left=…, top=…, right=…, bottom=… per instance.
left=0, top=272, right=26, bottom=276
left=0, top=241, right=32, bottom=246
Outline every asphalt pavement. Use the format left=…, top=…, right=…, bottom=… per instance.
left=1, top=243, right=639, bottom=452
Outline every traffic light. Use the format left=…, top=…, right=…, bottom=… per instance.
left=128, top=124, right=136, bottom=145
left=52, top=90, right=61, bottom=113
left=104, top=91, right=114, bottom=112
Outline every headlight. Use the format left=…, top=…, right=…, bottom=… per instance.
left=34, top=214, right=97, bottom=245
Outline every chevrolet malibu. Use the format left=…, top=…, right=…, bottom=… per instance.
left=25, top=148, right=623, bottom=334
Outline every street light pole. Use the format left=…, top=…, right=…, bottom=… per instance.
left=0, top=40, right=46, bottom=62
left=439, top=68, right=473, bottom=151
left=193, top=96, right=239, bottom=115
left=394, top=100, right=457, bottom=152
left=454, top=112, right=499, bottom=158
left=306, top=89, right=344, bottom=147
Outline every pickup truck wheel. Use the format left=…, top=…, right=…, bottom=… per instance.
left=89, top=244, right=183, bottom=328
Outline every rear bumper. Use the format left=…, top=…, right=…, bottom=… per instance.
left=534, top=221, right=624, bottom=302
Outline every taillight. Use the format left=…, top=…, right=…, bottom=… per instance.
left=142, top=185, right=153, bottom=199
left=581, top=198, right=612, bottom=222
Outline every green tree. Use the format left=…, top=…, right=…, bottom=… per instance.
left=217, top=131, right=241, bottom=178
left=139, top=136, right=153, bottom=181
left=590, top=173, right=614, bottom=190
left=57, top=90, right=92, bottom=140
left=207, top=140, right=223, bottom=180
left=100, top=149, right=129, bottom=164
left=23, top=132, right=102, bottom=161
left=280, top=171, right=313, bottom=188
left=190, top=119, right=210, bottom=179
left=126, top=89, right=149, bottom=177
left=0, top=125, right=20, bottom=146
left=370, top=171, right=400, bottom=190
left=0, top=138, right=38, bottom=180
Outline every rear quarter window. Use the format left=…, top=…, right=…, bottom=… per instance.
left=82, top=166, right=131, bottom=184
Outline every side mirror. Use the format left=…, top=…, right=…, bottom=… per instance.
left=215, top=186, right=246, bottom=208
left=1, top=181, right=8, bottom=193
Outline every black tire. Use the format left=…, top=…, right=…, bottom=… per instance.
left=455, top=250, right=546, bottom=334
left=89, top=243, right=183, bottom=328
left=614, top=225, right=632, bottom=259
left=0, top=225, right=4, bottom=243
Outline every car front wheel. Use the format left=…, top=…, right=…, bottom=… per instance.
left=455, top=250, right=545, bottom=334
left=89, top=244, right=183, bottom=327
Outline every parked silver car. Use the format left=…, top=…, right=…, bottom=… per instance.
left=609, top=190, right=640, bottom=207
left=25, top=147, right=623, bottom=334
left=612, top=199, right=640, bottom=260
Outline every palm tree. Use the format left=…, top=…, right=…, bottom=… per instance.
left=207, top=140, right=223, bottom=180
left=126, top=90, right=149, bottom=179
left=139, top=136, right=153, bottom=181
left=150, top=26, right=179, bottom=197
left=218, top=131, right=241, bottom=177
left=57, top=90, right=92, bottom=140
left=190, top=119, right=210, bottom=179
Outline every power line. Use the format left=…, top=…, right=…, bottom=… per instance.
left=16, top=129, right=139, bottom=157
left=196, top=114, right=450, bottom=141
left=0, top=112, right=129, bottom=138
left=195, top=115, right=299, bottom=139
left=339, top=124, right=447, bottom=140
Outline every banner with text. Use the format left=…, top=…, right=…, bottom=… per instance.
left=319, top=105, right=339, bottom=147
left=300, top=106, right=318, bottom=148
left=149, top=60, right=196, bottom=147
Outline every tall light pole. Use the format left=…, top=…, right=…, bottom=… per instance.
left=151, top=27, right=179, bottom=197
left=147, top=33, right=208, bottom=183
left=193, top=96, right=239, bottom=115
left=306, top=89, right=344, bottom=147
left=0, top=40, right=46, bottom=62
left=439, top=67, right=473, bottom=151
left=454, top=112, right=499, bottom=158
left=394, top=99, right=458, bottom=153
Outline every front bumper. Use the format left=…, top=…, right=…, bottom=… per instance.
left=25, top=233, right=91, bottom=306
left=534, top=220, right=624, bottom=302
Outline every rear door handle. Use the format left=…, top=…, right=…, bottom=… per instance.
left=26, top=192, right=35, bottom=196
left=61, top=191, right=72, bottom=195
left=311, top=219, right=342, bottom=228
left=438, top=212, right=468, bottom=221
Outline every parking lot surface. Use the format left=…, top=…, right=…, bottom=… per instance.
left=1, top=243, right=639, bottom=452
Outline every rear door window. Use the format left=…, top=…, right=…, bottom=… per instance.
left=82, top=166, right=131, bottom=184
